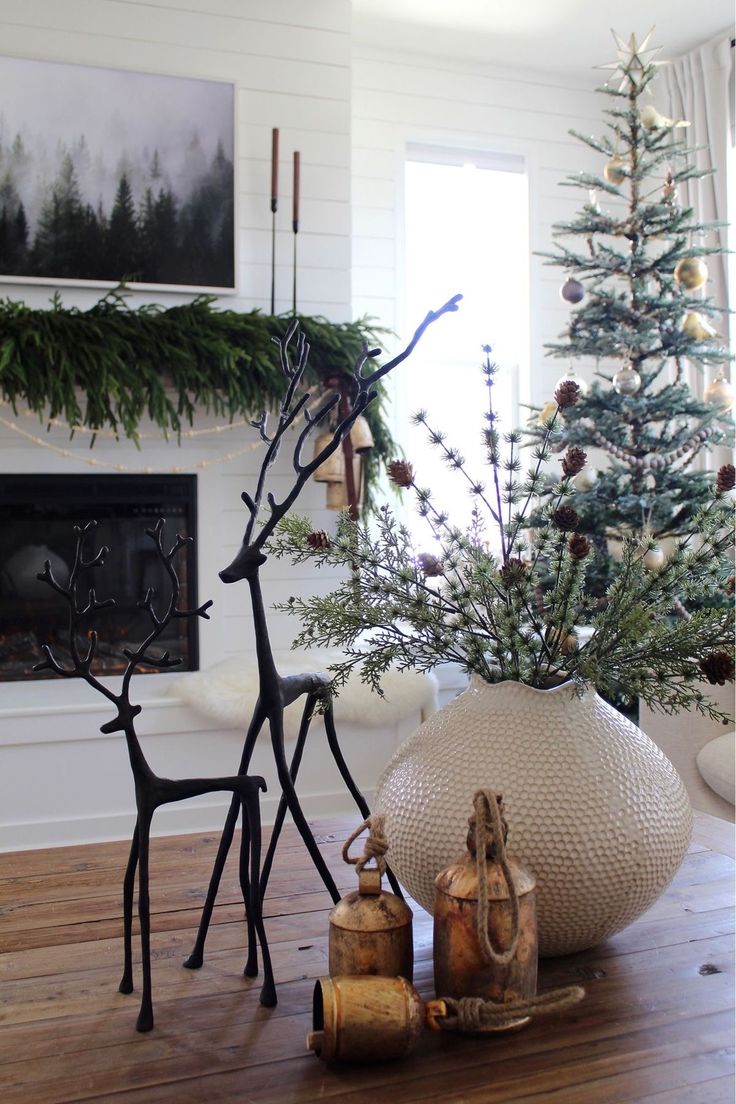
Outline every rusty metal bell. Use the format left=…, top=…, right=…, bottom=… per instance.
left=328, top=816, right=413, bottom=981
left=433, top=790, right=537, bottom=1024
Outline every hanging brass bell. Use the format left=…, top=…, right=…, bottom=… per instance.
left=328, top=816, right=413, bottom=980
left=313, top=430, right=345, bottom=483
left=326, top=456, right=364, bottom=511
left=349, top=414, right=374, bottom=453
left=433, top=790, right=537, bottom=1023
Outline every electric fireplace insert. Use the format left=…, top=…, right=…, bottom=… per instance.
left=0, top=473, right=199, bottom=682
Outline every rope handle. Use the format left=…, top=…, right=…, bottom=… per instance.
left=428, top=985, right=585, bottom=1033
left=472, top=789, right=520, bottom=967
left=342, top=815, right=388, bottom=876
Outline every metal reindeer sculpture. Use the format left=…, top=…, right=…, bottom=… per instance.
left=35, top=520, right=275, bottom=1032
left=185, top=294, right=461, bottom=978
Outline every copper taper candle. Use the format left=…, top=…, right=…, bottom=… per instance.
left=292, top=150, right=300, bottom=314
left=270, top=128, right=279, bottom=314
left=270, top=128, right=279, bottom=210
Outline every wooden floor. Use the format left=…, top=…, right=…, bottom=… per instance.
left=1, top=811, right=734, bottom=1103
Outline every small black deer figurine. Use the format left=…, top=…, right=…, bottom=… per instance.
left=35, top=519, right=275, bottom=1031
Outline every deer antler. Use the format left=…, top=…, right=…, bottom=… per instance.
left=36, top=519, right=212, bottom=732
left=248, top=293, right=463, bottom=551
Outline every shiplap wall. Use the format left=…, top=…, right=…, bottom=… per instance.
left=351, top=46, right=607, bottom=409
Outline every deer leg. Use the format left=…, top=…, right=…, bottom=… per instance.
left=245, top=791, right=276, bottom=1007
left=118, top=820, right=139, bottom=994
left=238, top=798, right=258, bottom=978
left=323, top=702, right=404, bottom=899
left=269, top=708, right=340, bottom=904
left=259, top=691, right=319, bottom=899
left=184, top=702, right=267, bottom=970
left=135, top=805, right=155, bottom=1033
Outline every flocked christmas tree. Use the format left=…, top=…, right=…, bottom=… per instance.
left=532, top=29, right=733, bottom=599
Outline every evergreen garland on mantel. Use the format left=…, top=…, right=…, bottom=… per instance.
left=0, top=289, right=395, bottom=504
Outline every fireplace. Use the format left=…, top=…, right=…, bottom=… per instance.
left=0, top=474, right=199, bottom=682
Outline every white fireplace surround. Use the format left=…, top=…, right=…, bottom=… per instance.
left=0, top=407, right=463, bottom=850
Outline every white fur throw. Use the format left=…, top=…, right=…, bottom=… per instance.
left=170, top=651, right=439, bottom=739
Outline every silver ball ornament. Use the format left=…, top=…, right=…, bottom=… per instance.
left=612, top=364, right=642, bottom=396
left=555, top=367, right=589, bottom=395
left=643, top=546, right=665, bottom=571
left=703, top=374, right=735, bottom=412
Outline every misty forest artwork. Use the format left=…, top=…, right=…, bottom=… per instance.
left=0, top=56, right=234, bottom=289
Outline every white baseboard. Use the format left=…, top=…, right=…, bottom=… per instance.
left=0, top=787, right=378, bottom=852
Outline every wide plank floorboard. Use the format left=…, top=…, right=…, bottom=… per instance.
left=1, top=814, right=733, bottom=1102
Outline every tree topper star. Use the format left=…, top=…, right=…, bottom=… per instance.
left=596, top=28, right=668, bottom=92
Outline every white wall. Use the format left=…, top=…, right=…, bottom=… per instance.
left=351, top=46, right=606, bottom=411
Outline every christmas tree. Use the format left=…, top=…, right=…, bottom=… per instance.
left=533, top=29, right=733, bottom=599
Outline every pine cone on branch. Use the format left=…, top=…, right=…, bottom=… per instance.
left=307, top=530, right=331, bottom=550
left=561, top=447, right=587, bottom=478
left=552, top=505, right=581, bottom=531
left=699, top=652, right=735, bottom=686
left=568, top=533, right=591, bottom=560
left=716, top=464, right=735, bottom=493
left=387, top=460, right=414, bottom=488
left=554, top=380, right=581, bottom=410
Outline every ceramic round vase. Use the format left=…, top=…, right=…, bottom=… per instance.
left=375, top=677, right=692, bottom=956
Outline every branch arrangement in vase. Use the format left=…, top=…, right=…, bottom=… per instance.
left=271, top=350, right=735, bottom=722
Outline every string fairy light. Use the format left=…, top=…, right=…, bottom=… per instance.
left=0, top=413, right=264, bottom=474
left=0, top=389, right=336, bottom=474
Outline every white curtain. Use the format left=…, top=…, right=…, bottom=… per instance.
left=662, top=33, right=734, bottom=360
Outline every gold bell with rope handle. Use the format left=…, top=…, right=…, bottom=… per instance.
left=306, top=974, right=585, bottom=1064
left=433, top=790, right=538, bottom=1026
left=328, top=816, right=413, bottom=981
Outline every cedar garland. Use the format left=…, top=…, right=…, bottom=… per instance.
left=0, top=288, right=395, bottom=508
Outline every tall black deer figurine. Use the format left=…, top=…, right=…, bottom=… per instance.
left=185, top=295, right=461, bottom=976
left=35, top=519, right=275, bottom=1032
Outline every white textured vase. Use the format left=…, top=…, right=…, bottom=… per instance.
left=375, top=678, right=692, bottom=956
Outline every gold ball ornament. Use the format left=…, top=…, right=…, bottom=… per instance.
left=603, top=154, right=627, bottom=185
left=612, top=364, right=642, bottom=396
left=537, top=400, right=559, bottom=426
left=703, top=374, right=735, bottom=412
left=681, top=311, right=718, bottom=341
left=642, top=546, right=665, bottom=571
left=574, top=467, right=598, bottom=492
left=674, top=257, right=708, bottom=291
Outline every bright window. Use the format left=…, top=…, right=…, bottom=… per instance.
left=403, top=147, right=529, bottom=548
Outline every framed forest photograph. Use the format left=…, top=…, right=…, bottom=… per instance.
left=0, top=56, right=235, bottom=290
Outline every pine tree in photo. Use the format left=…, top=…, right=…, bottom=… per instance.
left=532, top=30, right=733, bottom=600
